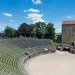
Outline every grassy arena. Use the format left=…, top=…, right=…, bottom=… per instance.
left=0, top=40, right=24, bottom=75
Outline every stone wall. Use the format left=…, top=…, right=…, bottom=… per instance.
left=62, top=24, right=75, bottom=45
left=18, top=49, right=56, bottom=75
left=70, top=49, right=75, bottom=54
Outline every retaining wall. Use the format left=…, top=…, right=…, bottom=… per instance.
left=70, top=49, right=75, bottom=54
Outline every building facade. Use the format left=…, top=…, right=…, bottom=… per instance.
left=62, top=20, right=75, bottom=46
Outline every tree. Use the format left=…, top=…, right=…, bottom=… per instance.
left=18, top=22, right=55, bottom=39
left=33, top=22, right=46, bottom=38
left=0, top=33, right=1, bottom=37
left=0, top=31, right=4, bottom=38
left=18, top=23, right=33, bottom=37
left=28, top=25, right=34, bottom=37
left=14, top=30, right=20, bottom=38
left=45, top=23, right=55, bottom=39
left=4, top=26, right=17, bottom=37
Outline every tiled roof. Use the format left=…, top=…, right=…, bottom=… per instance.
left=62, top=20, right=75, bottom=25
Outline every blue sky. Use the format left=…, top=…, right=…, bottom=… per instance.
left=0, top=0, right=75, bottom=33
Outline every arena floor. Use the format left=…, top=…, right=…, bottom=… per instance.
left=24, top=51, right=75, bottom=75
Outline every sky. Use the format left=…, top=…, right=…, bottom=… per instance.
left=0, top=0, right=75, bottom=33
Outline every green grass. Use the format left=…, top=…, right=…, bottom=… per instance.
left=0, top=38, right=6, bottom=40
left=51, top=40, right=62, bottom=47
left=0, top=41, right=25, bottom=75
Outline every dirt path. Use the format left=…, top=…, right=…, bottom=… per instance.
left=24, top=51, right=75, bottom=75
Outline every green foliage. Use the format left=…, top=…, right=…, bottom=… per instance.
left=0, top=32, right=4, bottom=37
left=45, top=23, right=55, bottom=39
left=4, top=26, right=17, bottom=37
left=54, top=34, right=62, bottom=41
left=0, top=33, right=1, bottom=37
left=51, top=40, right=62, bottom=46
left=32, top=22, right=46, bottom=38
left=18, top=23, right=33, bottom=37
left=30, top=22, right=55, bottom=39
left=1, top=21, right=55, bottom=39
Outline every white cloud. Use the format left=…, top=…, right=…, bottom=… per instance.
left=66, top=15, right=75, bottom=19
left=66, top=15, right=73, bottom=18
left=28, top=8, right=40, bottom=12
left=9, top=20, right=14, bottom=22
left=56, top=28, right=61, bottom=33
left=32, top=0, right=42, bottom=4
left=24, top=10, right=26, bottom=12
left=27, top=13, right=45, bottom=23
left=3, top=13, right=13, bottom=17
left=24, top=8, right=40, bottom=13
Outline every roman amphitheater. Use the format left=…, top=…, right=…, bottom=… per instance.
left=0, top=38, right=75, bottom=75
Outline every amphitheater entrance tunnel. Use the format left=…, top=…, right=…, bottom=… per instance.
left=63, top=48, right=70, bottom=52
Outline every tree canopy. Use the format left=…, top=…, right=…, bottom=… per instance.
left=18, top=23, right=33, bottom=37
left=45, top=23, right=55, bottom=39
left=4, top=26, right=18, bottom=37
left=32, top=22, right=46, bottom=38
left=0, top=22, right=55, bottom=39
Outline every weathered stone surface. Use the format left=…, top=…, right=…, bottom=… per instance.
left=62, top=20, right=75, bottom=45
